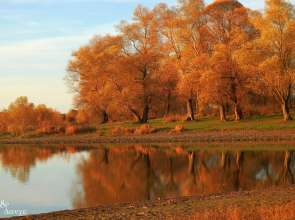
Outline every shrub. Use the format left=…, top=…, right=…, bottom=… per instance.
left=124, top=128, right=135, bottom=134
left=175, top=146, right=185, bottom=154
left=134, top=124, right=155, bottom=135
left=170, top=124, right=185, bottom=134
left=65, top=125, right=96, bottom=135
left=65, top=125, right=78, bottom=135
left=111, top=127, right=135, bottom=136
left=111, top=127, right=123, bottom=136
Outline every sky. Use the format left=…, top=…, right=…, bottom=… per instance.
left=0, top=0, right=267, bottom=112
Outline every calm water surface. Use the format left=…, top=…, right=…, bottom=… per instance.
left=0, top=144, right=294, bottom=217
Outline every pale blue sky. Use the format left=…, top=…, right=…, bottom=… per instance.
left=0, top=0, right=267, bottom=112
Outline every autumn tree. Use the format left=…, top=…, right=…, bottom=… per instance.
left=252, top=0, right=295, bottom=121
left=7, top=97, right=36, bottom=135
left=64, top=0, right=295, bottom=123
left=155, top=57, right=179, bottom=116
left=67, top=35, right=123, bottom=123
left=35, top=104, right=64, bottom=133
left=202, top=0, right=256, bottom=121
left=0, top=111, right=9, bottom=132
left=118, top=5, right=163, bottom=123
left=155, top=0, right=206, bottom=120
left=200, top=47, right=232, bottom=121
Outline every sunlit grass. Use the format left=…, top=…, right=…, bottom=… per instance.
left=96, top=115, right=295, bottom=135
left=2, top=114, right=295, bottom=139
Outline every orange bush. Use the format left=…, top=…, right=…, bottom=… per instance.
left=111, top=127, right=123, bottom=136
left=111, top=127, right=135, bottom=136
left=170, top=125, right=185, bottom=134
left=124, top=128, right=135, bottom=134
left=134, top=124, right=155, bottom=135
left=65, top=125, right=78, bottom=135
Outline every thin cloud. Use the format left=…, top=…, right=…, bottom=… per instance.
left=0, top=23, right=115, bottom=112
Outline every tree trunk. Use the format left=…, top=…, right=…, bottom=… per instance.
left=186, top=99, right=195, bottom=121
left=141, top=102, right=149, bottom=124
left=100, top=110, right=109, bottom=124
left=219, top=105, right=226, bottom=121
left=129, top=107, right=141, bottom=122
left=281, top=101, right=292, bottom=121
left=234, top=104, right=242, bottom=121
left=103, top=148, right=109, bottom=164
left=165, top=92, right=171, bottom=116
left=195, top=98, right=199, bottom=120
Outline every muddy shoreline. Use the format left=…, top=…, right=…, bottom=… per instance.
left=1, top=130, right=295, bottom=145
left=4, top=186, right=295, bottom=220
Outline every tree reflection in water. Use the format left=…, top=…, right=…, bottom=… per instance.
left=0, top=145, right=85, bottom=182
left=0, top=145, right=294, bottom=209
left=72, top=146, right=295, bottom=209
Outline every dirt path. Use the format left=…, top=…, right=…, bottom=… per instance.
left=5, top=187, right=295, bottom=220
left=2, top=129, right=295, bottom=145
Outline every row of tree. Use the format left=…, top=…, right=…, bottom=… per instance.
left=66, top=0, right=295, bottom=123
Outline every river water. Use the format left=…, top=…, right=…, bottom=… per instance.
left=0, top=144, right=294, bottom=217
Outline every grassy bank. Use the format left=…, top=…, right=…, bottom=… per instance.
left=2, top=115, right=295, bottom=145
left=98, top=115, right=295, bottom=134
left=8, top=186, right=295, bottom=220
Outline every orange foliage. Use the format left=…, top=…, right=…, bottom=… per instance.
left=134, top=124, right=156, bottom=135
left=64, top=0, right=295, bottom=122
left=0, top=97, right=65, bottom=135
left=65, top=125, right=77, bottom=135
left=170, top=125, right=185, bottom=133
left=111, top=127, right=135, bottom=136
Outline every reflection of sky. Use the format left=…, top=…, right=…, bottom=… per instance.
left=0, top=0, right=272, bottom=112
left=255, top=168, right=268, bottom=181
left=0, top=151, right=89, bottom=217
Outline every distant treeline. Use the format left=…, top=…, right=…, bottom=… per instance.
left=0, top=96, right=95, bottom=135
left=65, top=0, right=295, bottom=122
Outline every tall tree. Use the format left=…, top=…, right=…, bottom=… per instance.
left=118, top=5, right=162, bottom=123
left=252, top=0, right=295, bottom=121
left=203, top=0, right=256, bottom=121
left=155, top=0, right=206, bottom=120
left=67, top=35, right=123, bottom=123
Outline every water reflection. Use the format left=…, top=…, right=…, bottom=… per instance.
left=0, top=145, right=86, bottom=183
left=73, top=146, right=295, bottom=209
left=0, top=144, right=294, bottom=216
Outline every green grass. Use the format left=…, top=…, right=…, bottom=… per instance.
left=97, top=114, right=295, bottom=135
left=2, top=114, right=295, bottom=140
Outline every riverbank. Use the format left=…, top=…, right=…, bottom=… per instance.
left=7, top=186, right=295, bottom=220
left=2, top=129, right=295, bottom=145
left=3, top=116, right=295, bottom=145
